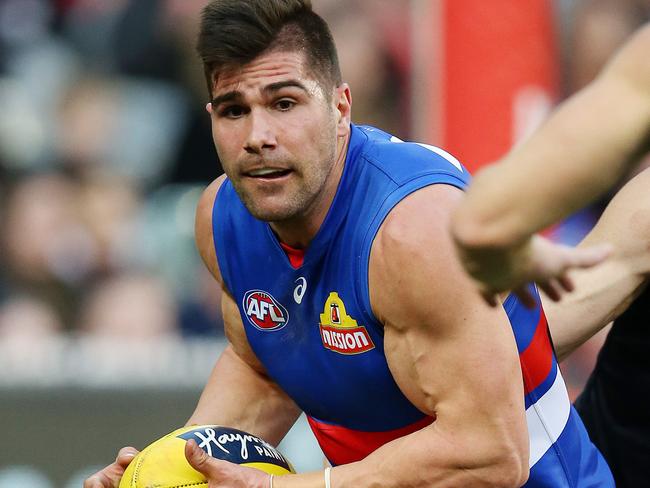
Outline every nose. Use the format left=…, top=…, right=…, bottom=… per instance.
left=244, top=109, right=277, bottom=154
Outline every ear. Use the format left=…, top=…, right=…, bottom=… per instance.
left=333, top=83, right=352, bottom=136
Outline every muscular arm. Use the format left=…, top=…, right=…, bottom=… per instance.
left=187, top=177, right=301, bottom=445
left=332, top=185, right=528, bottom=487
left=544, top=169, right=650, bottom=360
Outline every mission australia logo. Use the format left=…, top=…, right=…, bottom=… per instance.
left=319, top=292, right=375, bottom=355
left=178, top=426, right=292, bottom=470
left=243, top=290, right=289, bottom=331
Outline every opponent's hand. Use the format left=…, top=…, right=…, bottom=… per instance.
left=457, top=234, right=612, bottom=308
left=83, top=447, right=139, bottom=488
left=185, top=439, right=272, bottom=488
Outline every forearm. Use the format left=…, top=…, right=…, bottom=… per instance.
left=544, top=260, right=645, bottom=360
left=187, top=345, right=301, bottom=446
left=275, top=423, right=527, bottom=488
left=453, top=72, right=650, bottom=252
left=545, top=167, right=650, bottom=359
left=455, top=110, right=642, bottom=253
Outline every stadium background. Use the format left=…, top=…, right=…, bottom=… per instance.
left=0, top=0, right=648, bottom=486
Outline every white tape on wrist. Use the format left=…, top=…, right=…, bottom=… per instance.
left=324, top=466, right=331, bottom=488
left=269, top=474, right=274, bottom=488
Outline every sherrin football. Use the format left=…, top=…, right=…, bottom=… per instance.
left=119, top=425, right=295, bottom=488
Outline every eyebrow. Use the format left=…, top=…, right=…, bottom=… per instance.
left=211, top=80, right=311, bottom=107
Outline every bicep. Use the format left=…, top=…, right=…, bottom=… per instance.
left=195, top=175, right=227, bottom=280
left=370, top=185, right=526, bottom=441
left=221, top=288, right=266, bottom=372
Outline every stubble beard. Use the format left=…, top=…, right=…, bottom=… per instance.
left=237, top=123, right=339, bottom=225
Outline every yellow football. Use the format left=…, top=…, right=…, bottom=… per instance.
left=119, top=425, right=295, bottom=488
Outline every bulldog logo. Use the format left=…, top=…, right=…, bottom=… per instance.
left=319, top=292, right=375, bottom=355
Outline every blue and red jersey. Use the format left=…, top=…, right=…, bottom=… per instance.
left=212, top=124, right=613, bottom=486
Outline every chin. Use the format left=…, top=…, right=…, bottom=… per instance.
left=247, top=205, right=298, bottom=223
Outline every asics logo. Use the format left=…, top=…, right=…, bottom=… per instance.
left=294, top=277, right=307, bottom=304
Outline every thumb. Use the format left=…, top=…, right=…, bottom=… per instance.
left=569, top=243, right=613, bottom=268
left=116, top=447, right=139, bottom=468
left=185, top=439, right=229, bottom=479
left=185, top=439, right=212, bottom=474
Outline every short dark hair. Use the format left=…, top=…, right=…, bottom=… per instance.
left=197, top=0, right=342, bottom=97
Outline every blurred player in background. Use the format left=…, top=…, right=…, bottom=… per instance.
left=85, top=0, right=613, bottom=486
left=451, top=23, right=650, bottom=306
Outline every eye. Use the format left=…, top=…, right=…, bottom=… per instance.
left=219, top=105, right=247, bottom=119
left=275, top=99, right=296, bottom=111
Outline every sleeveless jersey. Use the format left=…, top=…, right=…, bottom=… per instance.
left=575, top=284, right=650, bottom=487
left=212, top=124, right=613, bottom=486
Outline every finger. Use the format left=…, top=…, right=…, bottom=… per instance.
left=480, top=289, right=499, bottom=307
left=515, top=286, right=538, bottom=309
left=83, top=474, right=103, bottom=488
left=116, top=447, right=139, bottom=467
left=539, top=280, right=562, bottom=302
left=557, top=274, right=574, bottom=292
left=83, top=470, right=117, bottom=488
left=568, top=243, right=613, bottom=268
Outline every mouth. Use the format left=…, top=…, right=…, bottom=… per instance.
left=244, top=168, right=292, bottom=180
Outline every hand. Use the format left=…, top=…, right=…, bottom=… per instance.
left=185, top=439, right=273, bottom=488
left=458, top=234, right=612, bottom=307
left=83, top=447, right=139, bottom=488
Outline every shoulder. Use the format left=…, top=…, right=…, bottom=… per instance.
left=377, top=183, right=464, bottom=247
left=369, top=184, right=467, bottom=326
left=355, top=126, right=469, bottom=185
left=195, top=174, right=228, bottom=282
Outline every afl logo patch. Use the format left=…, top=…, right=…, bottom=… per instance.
left=243, top=290, right=289, bottom=331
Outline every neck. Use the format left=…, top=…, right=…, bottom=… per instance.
left=270, top=132, right=350, bottom=248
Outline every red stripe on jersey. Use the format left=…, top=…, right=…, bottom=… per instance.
left=279, top=242, right=305, bottom=268
left=519, top=310, right=554, bottom=394
left=307, top=415, right=434, bottom=466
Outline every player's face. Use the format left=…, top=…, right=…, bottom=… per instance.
left=208, top=50, right=349, bottom=226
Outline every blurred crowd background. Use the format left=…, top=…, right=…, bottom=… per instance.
left=0, top=0, right=649, bottom=486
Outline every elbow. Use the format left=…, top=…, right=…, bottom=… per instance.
left=474, top=440, right=529, bottom=487
left=489, top=451, right=529, bottom=488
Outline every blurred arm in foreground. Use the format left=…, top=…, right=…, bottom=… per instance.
left=451, top=23, right=650, bottom=306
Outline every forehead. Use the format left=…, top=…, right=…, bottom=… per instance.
left=213, top=50, right=320, bottom=96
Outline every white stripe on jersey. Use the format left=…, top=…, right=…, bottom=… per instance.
left=389, top=136, right=464, bottom=172
left=526, top=367, right=572, bottom=467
